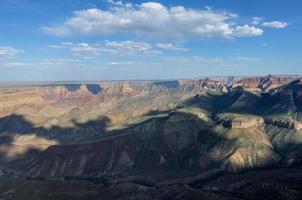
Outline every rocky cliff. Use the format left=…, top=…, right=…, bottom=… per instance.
left=0, top=76, right=302, bottom=200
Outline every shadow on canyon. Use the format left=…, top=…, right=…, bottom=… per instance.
left=181, top=85, right=302, bottom=118
left=0, top=111, right=244, bottom=178
left=0, top=86, right=301, bottom=181
left=0, top=83, right=302, bottom=199
left=0, top=114, right=111, bottom=163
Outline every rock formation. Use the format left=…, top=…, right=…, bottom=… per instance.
left=0, top=76, right=302, bottom=200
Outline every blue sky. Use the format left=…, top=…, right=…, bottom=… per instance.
left=0, top=0, right=301, bottom=81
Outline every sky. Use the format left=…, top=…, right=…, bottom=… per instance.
left=0, top=0, right=301, bottom=81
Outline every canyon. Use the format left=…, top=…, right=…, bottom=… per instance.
left=0, top=75, right=302, bottom=199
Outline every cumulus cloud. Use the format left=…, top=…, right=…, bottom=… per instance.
left=233, top=25, right=263, bottom=37
left=262, top=21, right=288, bottom=29
left=155, top=43, right=189, bottom=51
left=43, top=2, right=264, bottom=38
left=0, top=46, right=24, bottom=57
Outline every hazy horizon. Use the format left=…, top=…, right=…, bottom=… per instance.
left=0, top=74, right=301, bottom=84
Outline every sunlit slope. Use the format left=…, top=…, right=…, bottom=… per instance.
left=0, top=77, right=302, bottom=184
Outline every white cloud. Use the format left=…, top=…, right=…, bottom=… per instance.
left=43, top=2, right=264, bottom=38
left=160, top=55, right=264, bottom=69
left=69, top=43, right=100, bottom=56
left=233, top=25, right=263, bottom=37
left=38, top=58, right=83, bottom=67
left=251, top=17, right=263, bottom=25
left=155, top=43, right=189, bottom=51
left=105, top=41, right=152, bottom=54
left=0, top=46, right=24, bottom=57
left=262, top=21, right=288, bottom=29
left=105, top=0, right=123, bottom=6
left=107, top=61, right=136, bottom=65
left=48, top=41, right=161, bottom=56
left=105, top=41, right=164, bottom=55
left=142, top=50, right=162, bottom=55
left=48, top=42, right=100, bottom=56
left=1, top=59, right=83, bottom=68
left=2, top=62, right=33, bottom=67
left=229, top=56, right=263, bottom=62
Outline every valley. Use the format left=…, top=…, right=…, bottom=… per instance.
left=0, top=76, right=302, bottom=199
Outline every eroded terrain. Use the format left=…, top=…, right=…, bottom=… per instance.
left=0, top=76, right=302, bottom=200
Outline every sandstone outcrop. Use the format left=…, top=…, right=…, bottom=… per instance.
left=265, top=118, right=302, bottom=130
left=232, top=76, right=297, bottom=91
left=213, top=115, right=263, bottom=129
